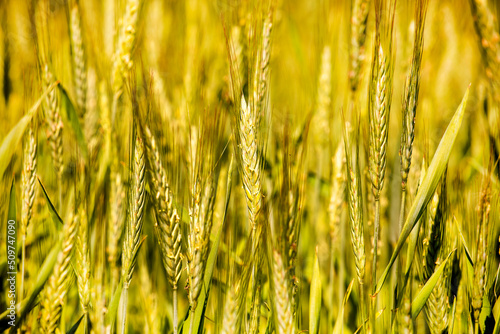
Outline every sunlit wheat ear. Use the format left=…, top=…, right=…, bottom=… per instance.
left=368, top=0, right=396, bottom=199
left=43, top=64, right=64, bottom=181
left=20, top=123, right=37, bottom=303
left=112, top=0, right=141, bottom=99
left=472, top=179, right=491, bottom=325
left=76, top=204, right=91, bottom=314
left=349, top=0, right=370, bottom=93
left=187, top=172, right=216, bottom=310
left=70, top=3, right=87, bottom=117
left=329, top=142, right=346, bottom=247
left=343, top=119, right=368, bottom=330
left=119, top=129, right=146, bottom=334
left=221, top=284, right=238, bottom=334
left=469, top=0, right=500, bottom=94
left=143, top=126, right=182, bottom=289
left=121, top=132, right=146, bottom=285
left=270, top=249, right=294, bottom=334
left=400, top=0, right=429, bottom=191
left=343, top=124, right=365, bottom=287
left=425, top=219, right=454, bottom=334
left=108, top=166, right=126, bottom=288
left=255, top=9, right=273, bottom=117
left=315, top=45, right=332, bottom=143
left=21, top=125, right=37, bottom=238
left=39, top=212, right=79, bottom=334
left=239, top=93, right=263, bottom=233
left=418, top=171, right=447, bottom=281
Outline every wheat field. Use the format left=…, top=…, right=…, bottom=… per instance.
left=0, top=0, right=499, bottom=333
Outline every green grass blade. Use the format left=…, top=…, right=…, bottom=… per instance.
left=411, top=250, right=455, bottom=318
left=105, top=278, right=124, bottom=329
left=66, top=314, right=85, bottom=334
left=309, top=248, right=322, bottom=334
left=38, top=177, right=64, bottom=227
left=375, top=87, right=469, bottom=294
left=449, top=296, right=457, bottom=334
left=333, top=279, right=354, bottom=334
left=0, top=82, right=58, bottom=178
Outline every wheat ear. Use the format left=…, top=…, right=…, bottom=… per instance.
left=70, top=3, right=87, bottom=117
left=108, top=165, right=126, bottom=291
left=43, top=64, right=64, bottom=206
left=349, top=0, right=371, bottom=93
left=343, top=121, right=367, bottom=331
left=112, top=0, right=140, bottom=99
left=120, top=131, right=146, bottom=334
left=270, top=249, right=295, bottom=334
left=39, top=212, right=79, bottom=334
left=472, top=179, right=491, bottom=331
left=142, top=125, right=182, bottom=333
left=20, top=124, right=37, bottom=303
left=369, top=1, right=396, bottom=311
left=76, top=204, right=91, bottom=314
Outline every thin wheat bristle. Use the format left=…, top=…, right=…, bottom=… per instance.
left=39, top=212, right=79, bottom=334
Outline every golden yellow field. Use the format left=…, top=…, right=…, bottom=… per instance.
left=0, top=0, right=499, bottom=333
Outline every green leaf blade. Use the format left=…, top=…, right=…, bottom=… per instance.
left=375, top=87, right=469, bottom=294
